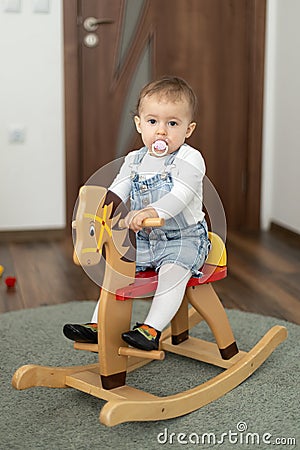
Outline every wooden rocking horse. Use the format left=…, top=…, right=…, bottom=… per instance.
left=12, top=185, right=287, bottom=426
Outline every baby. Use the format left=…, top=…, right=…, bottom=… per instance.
left=63, top=76, right=210, bottom=351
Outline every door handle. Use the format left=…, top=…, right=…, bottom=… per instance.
left=83, top=17, right=114, bottom=32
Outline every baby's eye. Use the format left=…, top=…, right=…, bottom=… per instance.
left=168, top=121, right=178, bottom=127
left=148, top=119, right=156, bottom=125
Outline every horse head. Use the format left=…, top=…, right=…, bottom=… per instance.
left=72, top=185, right=136, bottom=292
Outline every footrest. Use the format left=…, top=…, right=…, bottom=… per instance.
left=74, top=342, right=98, bottom=352
left=118, top=346, right=165, bottom=360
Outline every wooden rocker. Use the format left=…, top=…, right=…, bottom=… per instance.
left=12, top=186, right=287, bottom=427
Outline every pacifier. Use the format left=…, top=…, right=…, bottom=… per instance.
left=151, top=140, right=169, bottom=157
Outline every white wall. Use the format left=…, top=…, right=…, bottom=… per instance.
left=262, top=0, right=300, bottom=233
left=0, top=0, right=65, bottom=231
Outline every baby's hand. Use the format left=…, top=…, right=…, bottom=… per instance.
left=125, top=208, right=158, bottom=232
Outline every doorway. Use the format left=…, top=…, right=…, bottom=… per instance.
left=63, top=0, right=266, bottom=231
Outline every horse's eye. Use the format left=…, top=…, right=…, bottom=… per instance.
left=89, top=224, right=95, bottom=237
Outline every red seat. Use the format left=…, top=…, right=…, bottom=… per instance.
left=115, top=263, right=227, bottom=301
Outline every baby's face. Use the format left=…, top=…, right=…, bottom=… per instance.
left=134, top=94, right=196, bottom=155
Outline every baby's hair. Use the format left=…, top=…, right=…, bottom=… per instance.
left=136, top=76, right=197, bottom=120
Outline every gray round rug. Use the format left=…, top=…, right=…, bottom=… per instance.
left=0, top=301, right=299, bottom=450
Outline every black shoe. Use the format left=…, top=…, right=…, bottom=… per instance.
left=63, top=323, right=98, bottom=343
left=122, top=323, right=161, bottom=351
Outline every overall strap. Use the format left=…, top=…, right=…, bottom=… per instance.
left=130, top=146, right=180, bottom=179
left=134, top=146, right=148, bottom=164
left=162, top=148, right=179, bottom=176
left=164, top=149, right=178, bottom=165
left=130, top=147, right=148, bottom=177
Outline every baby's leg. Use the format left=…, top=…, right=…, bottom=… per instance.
left=121, top=263, right=190, bottom=350
left=62, top=301, right=99, bottom=343
left=144, top=263, right=191, bottom=331
left=93, top=262, right=189, bottom=327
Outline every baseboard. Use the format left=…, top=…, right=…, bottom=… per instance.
left=0, top=228, right=67, bottom=242
left=270, top=222, right=300, bottom=246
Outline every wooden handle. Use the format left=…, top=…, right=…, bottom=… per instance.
left=142, top=217, right=165, bottom=227
left=119, top=217, right=165, bottom=229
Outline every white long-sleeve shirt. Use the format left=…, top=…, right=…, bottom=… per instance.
left=109, top=143, right=206, bottom=225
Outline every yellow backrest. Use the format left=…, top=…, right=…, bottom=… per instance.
left=206, top=232, right=227, bottom=267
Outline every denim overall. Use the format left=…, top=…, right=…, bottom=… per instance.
left=130, top=147, right=210, bottom=276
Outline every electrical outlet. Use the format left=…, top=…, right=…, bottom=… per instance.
left=33, top=0, right=50, bottom=13
left=8, top=125, right=26, bottom=144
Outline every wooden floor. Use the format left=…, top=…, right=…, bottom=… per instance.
left=0, top=228, right=299, bottom=324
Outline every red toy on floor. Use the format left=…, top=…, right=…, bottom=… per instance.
left=5, top=276, right=17, bottom=289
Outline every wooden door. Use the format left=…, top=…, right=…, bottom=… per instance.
left=63, top=0, right=266, bottom=231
